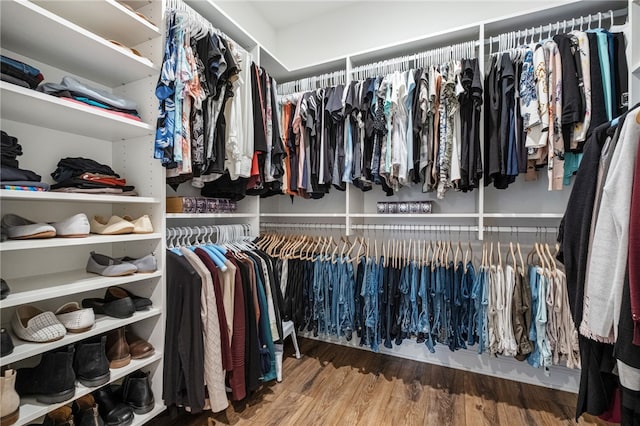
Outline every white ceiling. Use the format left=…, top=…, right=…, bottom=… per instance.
left=247, top=1, right=358, bottom=29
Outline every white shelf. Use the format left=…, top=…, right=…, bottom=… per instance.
left=633, top=61, right=640, bottom=76
left=483, top=213, right=564, bottom=219
left=167, top=213, right=258, bottom=219
left=32, top=0, right=160, bottom=47
left=259, top=213, right=347, bottom=218
left=132, top=404, right=166, bottom=426
left=0, top=190, right=160, bottom=204
left=1, top=270, right=162, bottom=309
left=14, top=352, right=163, bottom=426
left=0, top=233, right=162, bottom=252
left=351, top=213, right=479, bottom=218
left=1, top=308, right=161, bottom=366
left=0, top=0, right=158, bottom=87
left=0, top=83, right=154, bottom=141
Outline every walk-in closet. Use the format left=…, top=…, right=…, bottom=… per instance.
left=1, top=0, right=639, bottom=425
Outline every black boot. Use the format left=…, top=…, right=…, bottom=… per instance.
left=93, top=385, right=133, bottom=426
left=121, top=371, right=154, bottom=414
left=74, top=336, right=110, bottom=387
left=16, top=346, right=76, bottom=403
left=1, top=329, right=13, bottom=357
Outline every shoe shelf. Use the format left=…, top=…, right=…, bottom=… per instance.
left=349, top=213, right=479, bottom=218
left=0, top=308, right=161, bottom=366
left=0, top=190, right=160, bottom=204
left=13, top=352, right=162, bottom=426
left=32, top=0, right=160, bottom=47
left=0, top=270, right=162, bottom=309
left=0, top=233, right=162, bottom=252
left=0, top=0, right=158, bottom=87
left=0, top=83, right=154, bottom=141
left=131, top=404, right=166, bottom=426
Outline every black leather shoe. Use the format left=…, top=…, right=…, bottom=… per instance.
left=73, top=394, right=106, bottom=426
left=16, top=346, right=76, bottom=403
left=74, top=336, right=110, bottom=387
left=0, top=278, right=9, bottom=300
left=81, top=297, right=135, bottom=319
left=1, top=328, right=14, bottom=357
left=104, top=287, right=151, bottom=311
left=121, top=370, right=154, bottom=414
left=93, top=385, right=133, bottom=426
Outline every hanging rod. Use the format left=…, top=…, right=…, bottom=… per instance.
left=277, top=70, right=347, bottom=96
left=259, top=223, right=557, bottom=234
left=486, top=7, right=627, bottom=47
left=351, top=39, right=479, bottom=79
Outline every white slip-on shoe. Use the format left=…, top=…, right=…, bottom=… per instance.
left=11, top=305, right=66, bottom=343
left=90, top=215, right=135, bottom=235
left=118, top=253, right=157, bottom=273
left=50, top=213, right=90, bottom=238
left=1, top=214, right=56, bottom=239
left=86, top=252, right=137, bottom=277
left=55, top=302, right=95, bottom=333
left=123, top=215, right=153, bottom=234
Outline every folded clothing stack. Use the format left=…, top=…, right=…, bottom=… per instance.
left=1, top=55, right=44, bottom=89
left=37, top=76, right=141, bottom=121
left=50, top=157, right=137, bottom=195
left=0, top=130, right=50, bottom=192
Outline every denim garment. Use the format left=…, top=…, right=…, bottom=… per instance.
left=417, top=264, right=435, bottom=352
left=336, top=258, right=355, bottom=340
left=527, top=265, right=541, bottom=368
left=362, top=258, right=379, bottom=351
left=397, top=264, right=412, bottom=345
left=354, top=257, right=366, bottom=339
left=313, top=256, right=325, bottom=336
left=452, top=261, right=467, bottom=350
left=462, top=262, right=476, bottom=346
left=409, top=262, right=420, bottom=335
left=471, top=266, right=488, bottom=354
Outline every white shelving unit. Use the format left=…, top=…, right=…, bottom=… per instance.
left=166, top=213, right=257, bottom=219
left=0, top=0, right=165, bottom=424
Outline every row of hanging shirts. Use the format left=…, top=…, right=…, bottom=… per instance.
left=276, top=40, right=483, bottom=200
left=257, top=229, right=580, bottom=371
left=484, top=9, right=628, bottom=191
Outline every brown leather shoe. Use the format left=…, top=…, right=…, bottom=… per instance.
left=125, top=328, right=155, bottom=360
left=105, top=327, right=130, bottom=368
left=43, top=405, right=74, bottom=425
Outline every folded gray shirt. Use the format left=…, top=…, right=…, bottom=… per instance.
left=38, top=76, right=137, bottom=110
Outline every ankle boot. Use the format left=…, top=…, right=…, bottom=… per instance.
left=93, top=385, right=133, bottom=426
left=42, top=406, right=74, bottom=426
left=121, top=371, right=154, bottom=415
left=0, top=368, right=19, bottom=425
left=73, top=394, right=105, bottom=426
left=74, top=336, right=110, bottom=387
left=16, top=346, right=76, bottom=403
left=106, top=328, right=130, bottom=369
left=1, top=328, right=14, bottom=357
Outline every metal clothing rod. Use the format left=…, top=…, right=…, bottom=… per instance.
left=260, top=222, right=346, bottom=229
left=259, top=223, right=557, bottom=234
left=486, top=7, right=627, bottom=47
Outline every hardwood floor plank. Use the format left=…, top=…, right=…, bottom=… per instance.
left=150, top=337, right=612, bottom=426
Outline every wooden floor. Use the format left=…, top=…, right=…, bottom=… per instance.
left=150, top=337, right=613, bottom=426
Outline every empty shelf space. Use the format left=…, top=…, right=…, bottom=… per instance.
left=0, top=0, right=158, bottom=87
left=32, top=0, right=159, bottom=47
left=0, top=83, right=154, bottom=141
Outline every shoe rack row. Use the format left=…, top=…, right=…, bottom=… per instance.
left=0, top=0, right=166, bottom=424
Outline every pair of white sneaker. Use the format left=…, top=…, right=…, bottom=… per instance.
left=2, top=213, right=90, bottom=239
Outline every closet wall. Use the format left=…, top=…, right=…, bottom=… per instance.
left=0, top=1, right=166, bottom=424
left=175, top=0, right=637, bottom=394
